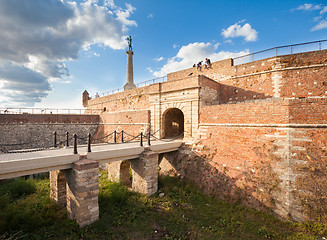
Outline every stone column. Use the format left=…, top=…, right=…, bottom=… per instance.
left=107, top=161, right=122, bottom=182
left=50, top=170, right=67, bottom=207
left=131, top=149, right=158, bottom=195
left=124, top=50, right=136, bottom=91
left=65, top=159, right=99, bottom=227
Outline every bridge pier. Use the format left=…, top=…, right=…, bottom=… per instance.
left=107, top=161, right=124, bottom=182
left=50, top=159, right=99, bottom=227
left=131, top=150, right=158, bottom=195
left=50, top=170, right=67, bottom=207
left=106, top=150, right=159, bottom=195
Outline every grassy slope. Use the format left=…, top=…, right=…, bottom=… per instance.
left=0, top=171, right=326, bottom=240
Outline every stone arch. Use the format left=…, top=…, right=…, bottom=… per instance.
left=120, top=160, right=132, bottom=187
left=162, top=108, right=184, bottom=138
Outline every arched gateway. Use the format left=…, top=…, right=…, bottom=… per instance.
left=162, top=108, right=184, bottom=138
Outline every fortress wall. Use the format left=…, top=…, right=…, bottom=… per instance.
left=161, top=75, right=199, bottom=92
left=94, top=110, right=150, bottom=142
left=167, top=50, right=327, bottom=101
left=86, top=84, right=158, bottom=112
left=288, top=98, right=327, bottom=124
left=290, top=127, right=327, bottom=222
left=199, top=98, right=289, bottom=124
left=0, top=114, right=99, bottom=124
left=199, top=75, right=220, bottom=106
left=279, top=50, right=327, bottom=98
left=287, top=98, right=327, bottom=222
left=0, top=114, right=99, bottom=151
left=160, top=98, right=327, bottom=222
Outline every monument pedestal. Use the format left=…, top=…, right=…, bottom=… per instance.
left=125, top=50, right=136, bottom=91
left=124, top=82, right=136, bottom=91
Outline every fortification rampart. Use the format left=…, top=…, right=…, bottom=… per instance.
left=0, top=114, right=99, bottom=151
left=167, top=50, right=327, bottom=102
left=159, top=97, right=327, bottom=222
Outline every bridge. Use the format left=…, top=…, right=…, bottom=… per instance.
left=0, top=132, right=183, bottom=227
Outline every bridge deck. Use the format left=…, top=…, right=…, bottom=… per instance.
left=0, top=140, right=183, bottom=180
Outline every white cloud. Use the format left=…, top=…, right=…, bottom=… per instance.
left=295, top=3, right=322, bottom=11
left=173, top=43, right=179, bottom=48
left=292, top=3, right=327, bottom=31
left=154, top=57, right=165, bottom=62
left=320, top=6, right=327, bottom=15
left=148, top=13, right=153, bottom=18
left=0, top=0, right=136, bottom=106
left=152, top=42, right=249, bottom=77
left=115, top=3, right=137, bottom=30
left=222, top=22, right=258, bottom=42
left=311, top=19, right=327, bottom=31
left=314, top=16, right=323, bottom=22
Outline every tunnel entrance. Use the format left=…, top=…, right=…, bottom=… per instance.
left=162, top=108, right=184, bottom=138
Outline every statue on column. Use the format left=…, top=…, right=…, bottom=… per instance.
left=126, top=36, right=132, bottom=51
left=124, top=35, right=135, bottom=90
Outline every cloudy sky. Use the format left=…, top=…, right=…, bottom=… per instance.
left=0, top=0, right=327, bottom=109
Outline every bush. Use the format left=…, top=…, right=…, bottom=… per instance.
left=0, top=178, right=36, bottom=200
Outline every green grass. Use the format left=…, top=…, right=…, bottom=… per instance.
left=0, top=171, right=326, bottom=240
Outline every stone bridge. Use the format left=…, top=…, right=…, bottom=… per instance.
left=0, top=140, right=182, bottom=227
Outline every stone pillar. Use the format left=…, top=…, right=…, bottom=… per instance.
left=131, top=150, right=158, bottom=195
left=107, top=161, right=132, bottom=187
left=107, top=161, right=122, bottom=182
left=65, top=159, right=99, bottom=227
left=50, top=170, right=67, bottom=207
left=124, top=50, right=136, bottom=91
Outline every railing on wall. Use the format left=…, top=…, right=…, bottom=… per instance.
left=90, top=39, right=327, bottom=98
left=91, top=76, right=167, bottom=99
left=0, top=129, right=177, bottom=154
left=233, top=39, right=327, bottom=65
left=0, top=108, right=102, bottom=115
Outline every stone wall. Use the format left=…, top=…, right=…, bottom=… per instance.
left=160, top=98, right=327, bottom=223
left=94, top=110, right=150, bottom=143
left=0, top=114, right=99, bottom=151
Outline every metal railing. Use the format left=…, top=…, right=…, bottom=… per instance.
left=233, top=39, right=327, bottom=65
left=0, top=129, right=181, bottom=154
left=91, top=76, right=167, bottom=99
left=0, top=107, right=102, bottom=115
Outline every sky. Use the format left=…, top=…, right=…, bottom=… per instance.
left=0, top=0, right=327, bottom=109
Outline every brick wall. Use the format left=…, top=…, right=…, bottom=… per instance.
left=0, top=114, right=99, bottom=151
left=94, top=110, right=150, bottom=143
left=160, top=98, right=327, bottom=222
left=87, top=85, right=156, bottom=112
left=200, top=98, right=289, bottom=124
left=167, top=50, right=327, bottom=102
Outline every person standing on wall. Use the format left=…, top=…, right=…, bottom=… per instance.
left=205, top=58, right=211, bottom=68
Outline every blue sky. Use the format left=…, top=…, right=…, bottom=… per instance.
left=0, top=0, right=327, bottom=109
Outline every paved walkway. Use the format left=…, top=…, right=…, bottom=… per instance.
left=0, top=140, right=183, bottom=180
left=0, top=140, right=180, bottom=162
